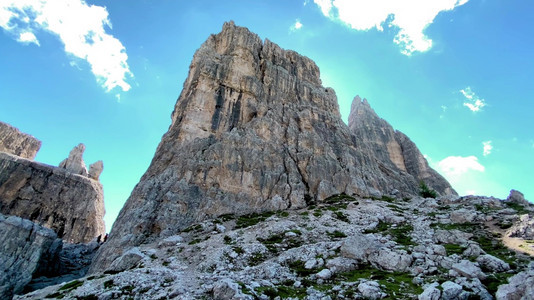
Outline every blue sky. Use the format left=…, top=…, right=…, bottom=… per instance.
left=1, top=0, right=532, bottom=230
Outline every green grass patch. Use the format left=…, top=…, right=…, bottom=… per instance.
left=45, top=292, right=64, bottom=299
left=482, top=273, right=514, bottom=295
left=235, top=211, right=275, bottom=229
left=223, top=235, right=232, bottom=245
left=381, top=195, right=396, bottom=203
left=333, top=211, right=350, bottom=223
left=327, top=230, right=347, bottom=239
left=59, top=280, right=83, bottom=292
left=287, top=260, right=318, bottom=277
left=249, top=252, right=267, bottom=266
left=443, top=243, right=466, bottom=255
left=337, top=265, right=423, bottom=298
left=256, top=285, right=307, bottom=299
left=182, top=224, right=202, bottom=233
left=103, top=279, right=114, bottom=289
left=505, top=202, right=529, bottom=214
left=324, top=193, right=356, bottom=204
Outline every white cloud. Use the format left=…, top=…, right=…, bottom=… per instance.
left=460, top=86, right=486, bottom=112
left=291, top=19, right=303, bottom=31
left=18, top=31, right=39, bottom=45
left=482, top=141, right=492, bottom=156
left=436, top=155, right=485, bottom=176
left=313, top=0, right=469, bottom=55
left=0, top=0, right=132, bottom=92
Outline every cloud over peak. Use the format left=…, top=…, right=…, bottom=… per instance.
left=0, top=0, right=132, bottom=92
left=312, top=0, right=469, bottom=55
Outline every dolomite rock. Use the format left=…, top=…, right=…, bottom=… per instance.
left=496, top=262, right=534, bottom=300
left=0, top=121, right=41, bottom=159
left=90, top=21, right=456, bottom=272
left=507, top=189, right=530, bottom=206
left=349, top=97, right=456, bottom=196
left=59, top=144, right=88, bottom=177
left=88, top=160, right=104, bottom=180
left=0, top=213, right=62, bottom=299
left=0, top=152, right=105, bottom=243
left=507, top=214, right=534, bottom=239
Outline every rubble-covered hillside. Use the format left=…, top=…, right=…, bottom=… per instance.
left=17, top=192, right=534, bottom=299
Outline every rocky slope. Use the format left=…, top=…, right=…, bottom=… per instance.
left=90, top=21, right=454, bottom=272
left=349, top=97, right=456, bottom=196
left=0, top=121, right=41, bottom=160
left=18, top=192, right=534, bottom=299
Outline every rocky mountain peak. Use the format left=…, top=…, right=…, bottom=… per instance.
left=90, top=22, right=455, bottom=272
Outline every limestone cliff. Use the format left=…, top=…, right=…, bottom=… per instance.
left=0, top=151, right=105, bottom=244
left=349, top=96, right=456, bottom=195
left=0, top=121, right=41, bottom=160
left=91, top=22, right=455, bottom=271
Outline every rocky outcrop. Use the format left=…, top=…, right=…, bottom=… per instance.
left=0, top=151, right=105, bottom=243
left=90, top=21, right=456, bottom=272
left=0, top=121, right=41, bottom=160
left=348, top=96, right=456, bottom=195
left=0, top=213, right=62, bottom=299
left=59, top=144, right=89, bottom=177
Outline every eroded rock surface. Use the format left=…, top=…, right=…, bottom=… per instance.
left=0, top=121, right=41, bottom=160
left=59, top=144, right=89, bottom=177
left=0, top=213, right=62, bottom=299
left=348, top=96, right=456, bottom=196
left=0, top=152, right=105, bottom=243
left=91, top=21, right=456, bottom=272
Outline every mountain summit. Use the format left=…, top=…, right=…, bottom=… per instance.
left=91, top=21, right=455, bottom=271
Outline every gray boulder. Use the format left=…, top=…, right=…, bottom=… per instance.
left=476, top=254, right=510, bottom=272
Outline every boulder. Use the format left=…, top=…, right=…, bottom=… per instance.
left=476, top=254, right=510, bottom=272
left=441, top=281, right=463, bottom=300
left=451, top=260, right=486, bottom=280
left=506, top=189, right=530, bottom=206
left=358, top=280, right=386, bottom=300
left=418, top=282, right=441, bottom=300
left=496, top=263, right=534, bottom=300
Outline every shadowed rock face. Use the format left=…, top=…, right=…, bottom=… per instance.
left=0, top=152, right=105, bottom=243
left=349, top=97, right=456, bottom=196
left=90, top=22, right=455, bottom=272
left=0, top=213, right=62, bottom=299
left=0, top=121, right=41, bottom=160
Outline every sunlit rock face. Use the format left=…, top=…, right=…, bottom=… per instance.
left=90, top=21, right=455, bottom=272
left=0, top=123, right=106, bottom=244
left=0, top=121, right=41, bottom=160
left=348, top=96, right=456, bottom=196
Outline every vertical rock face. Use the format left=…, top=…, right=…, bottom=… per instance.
left=0, top=213, right=62, bottom=299
left=0, top=151, right=106, bottom=243
left=0, top=121, right=41, bottom=160
left=349, top=96, right=456, bottom=196
left=90, top=22, right=455, bottom=272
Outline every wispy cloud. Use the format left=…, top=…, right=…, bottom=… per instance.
left=0, top=0, right=132, bottom=92
left=460, top=87, right=486, bottom=112
left=482, top=141, right=492, bottom=156
left=291, top=19, right=303, bottom=31
left=312, top=0, right=469, bottom=55
left=436, top=155, right=485, bottom=176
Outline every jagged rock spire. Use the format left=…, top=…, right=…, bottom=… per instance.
left=90, top=22, right=456, bottom=272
